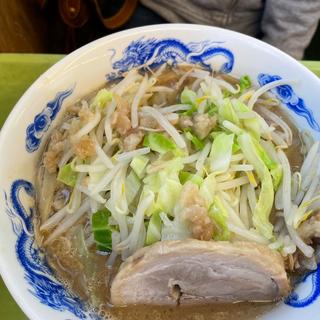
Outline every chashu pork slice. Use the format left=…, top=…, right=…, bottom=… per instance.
left=111, top=239, right=290, bottom=306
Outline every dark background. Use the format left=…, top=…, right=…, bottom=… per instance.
left=0, top=0, right=319, bottom=60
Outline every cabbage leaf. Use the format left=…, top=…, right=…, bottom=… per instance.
left=143, top=132, right=176, bottom=154
left=145, top=210, right=162, bottom=245
left=208, top=195, right=230, bottom=240
left=209, top=132, right=234, bottom=173
left=238, top=133, right=274, bottom=239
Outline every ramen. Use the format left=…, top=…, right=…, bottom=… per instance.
left=35, top=64, right=320, bottom=319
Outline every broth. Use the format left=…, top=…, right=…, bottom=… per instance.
left=102, top=303, right=275, bottom=320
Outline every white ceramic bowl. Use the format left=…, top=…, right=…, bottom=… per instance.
left=1, top=24, right=320, bottom=320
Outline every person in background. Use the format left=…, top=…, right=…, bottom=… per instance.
left=138, top=0, right=320, bottom=60
left=38, top=0, right=320, bottom=59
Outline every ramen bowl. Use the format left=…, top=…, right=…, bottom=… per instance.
left=0, top=24, right=320, bottom=320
